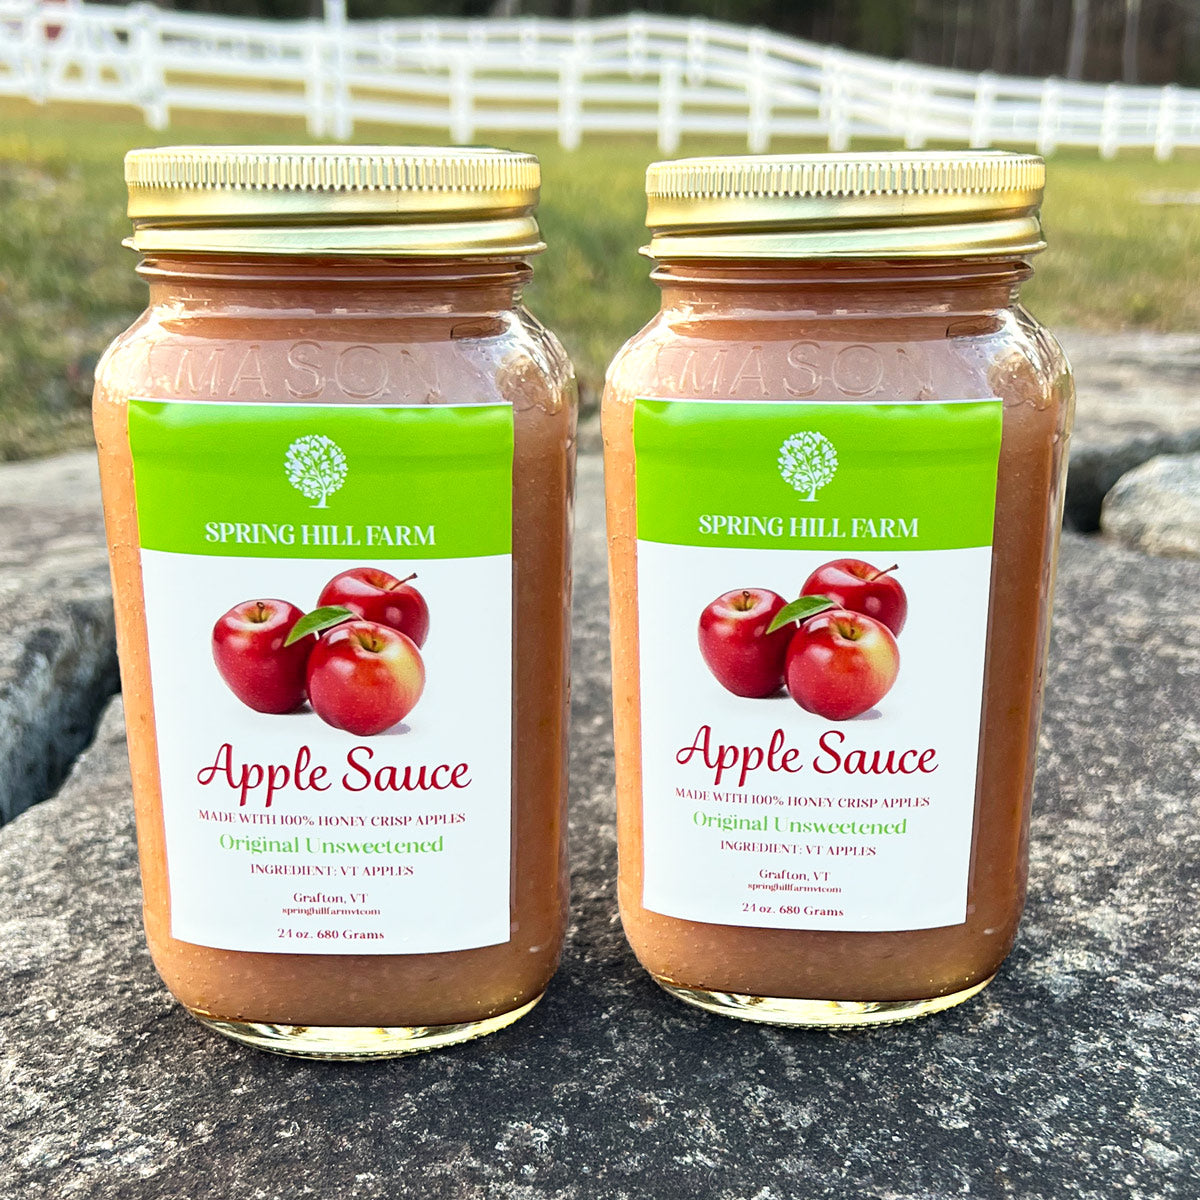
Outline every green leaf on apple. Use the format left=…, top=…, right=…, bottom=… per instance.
left=766, top=595, right=837, bottom=634
left=284, top=605, right=356, bottom=646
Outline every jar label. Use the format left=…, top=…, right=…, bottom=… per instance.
left=634, top=398, right=1003, bottom=932
left=128, top=400, right=514, bottom=955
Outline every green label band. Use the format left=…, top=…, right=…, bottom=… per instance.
left=634, top=399, right=1004, bottom=552
left=129, top=401, right=514, bottom=559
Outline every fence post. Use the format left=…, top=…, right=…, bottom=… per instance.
left=657, top=59, right=681, bottom=153
left=628, top=12, right=647, bottom=78
left=888, top=65, right=904, bottom=141
left=304, top=17, right=325, bottom=137
left=558, top=49, right=582, bottom=151
left=1154, top=84, right=1178, bottom=161
left=450, top=57, right=474, bottom=143
left=130, top=2, right=167, bottom=130
left=518, top=16, right=537, bottom=63
left=77, top=1, right=101, bottom=92
left=970, top=72, right=995, bottom=148
left=420, top=19, right=438, bottom=58
left=821, top=48, right=849, bottom=151
left=685, top=16, right=707, bottom=85
left=746, top=29, right=771, bottom=153
left=19, top=0, right=46, bottom=105
left=572, top=20, right=592, bottom=69
left=1037, top=78, right=1060, bottom=156
left=324, top=0, right=351, bottom=139
left=1099, top=84, right=1121, bottom=158
left=894, top=66, right=926, bottom=148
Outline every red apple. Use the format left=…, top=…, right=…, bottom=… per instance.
left=698, top=588, right=792, bottom=698
left=306, top=620, right=425, bottom=736
left=785, top=609, right=900, bottom=720
left=317, top=568, right=429, bottom=647
left=212, top=599, right=312, bottom=714
left=801, top=559, right=908, bottom=635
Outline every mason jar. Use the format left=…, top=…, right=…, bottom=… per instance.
left=602, top=152, right=1073, bottom=1026
left=94, top=146, right=576, bottom=1057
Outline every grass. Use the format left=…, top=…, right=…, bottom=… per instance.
left=2, top=97, right=1199, bottom=459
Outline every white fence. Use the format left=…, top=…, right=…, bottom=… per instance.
left=2, top=0, right=1199, bottom=158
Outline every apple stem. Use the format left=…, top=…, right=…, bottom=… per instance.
left=398, top=573, right=418, bottom=586
left=868, top=564, right=899, bottom=582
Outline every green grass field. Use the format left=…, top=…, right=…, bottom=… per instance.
left=2, top=98, right=1199, bottom=460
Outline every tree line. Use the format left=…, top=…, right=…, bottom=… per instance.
left=106, top=0, right=1200, bottom=87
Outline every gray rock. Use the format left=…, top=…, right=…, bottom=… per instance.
left=2, top=455, right=1198, bottom=1200
left=577, top=408, right=602, bottom=456
left=1057, top=330, right=1200, bottom=530
left=1101, top=453, right=1200, bottom=558
left=0, top=451, right=118, bottom=824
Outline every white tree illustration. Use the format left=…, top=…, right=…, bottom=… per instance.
left=285, top=435, right=348, bottom=508
left=778, top=432, right=838, bottom=502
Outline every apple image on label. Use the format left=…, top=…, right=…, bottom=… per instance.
left=306, top=620, right=425, bottom=736
left=212, top=599, right=312, bottom=714
left=698, top=588, right=793, bottom=697
left=801, top=559, right=908, bottom=635
left=785, top=609, right=900, bottom=720
left=318, top=568, right=430, bottom=647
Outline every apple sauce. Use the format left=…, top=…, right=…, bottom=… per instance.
left=602, top=153, right=1073, bottom=1025
left=94, top=148, right=575, bottom=1057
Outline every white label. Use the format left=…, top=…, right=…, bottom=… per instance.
left=638, top=543, right=992, bottom=932
left=142, top=551, right=512, bottom=955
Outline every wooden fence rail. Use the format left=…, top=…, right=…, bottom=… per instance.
left=2, top=0, right=1198, bottom=157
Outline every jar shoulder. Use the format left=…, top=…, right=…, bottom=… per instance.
left=603, top=305, right=1072, bottom=417
left=603, top=312, right=670, bottom=403
left=93, top=302, right=575, bottom=414
left=1011, top=303, right=1076, bottom=411
left=93, top=307, right=155, bottom=402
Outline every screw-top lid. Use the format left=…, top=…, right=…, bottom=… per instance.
left=643, top=151, right=1046, bottom=260
left=124, top=145, right=544, bottom=257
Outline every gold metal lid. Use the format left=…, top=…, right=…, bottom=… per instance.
left=125, top=145, right=544, bottom=257
left=644, top=151, right=1046, bottom=260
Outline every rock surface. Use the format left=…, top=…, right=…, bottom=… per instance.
left=1102, top=452, right=1200, bottom=559
left=1058, top=331, right=1200, bottom=530
left=0, top=450, right=118, bottom=823
left=2, top=456, right=1198, bottom=1200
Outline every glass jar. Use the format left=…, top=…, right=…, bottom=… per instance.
left=602, top=152, right=1073, bottom=1026
left=94, top=147, right=575, bottom=1058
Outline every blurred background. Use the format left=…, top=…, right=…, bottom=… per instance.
left=120, top=0, right=1200, bottom=86
left=1, top=0, right=1198, bottom=459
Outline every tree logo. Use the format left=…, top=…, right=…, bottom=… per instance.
left=778, top=431, right=838, bottom=502
left=285, top=435, right=348, bottom=508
